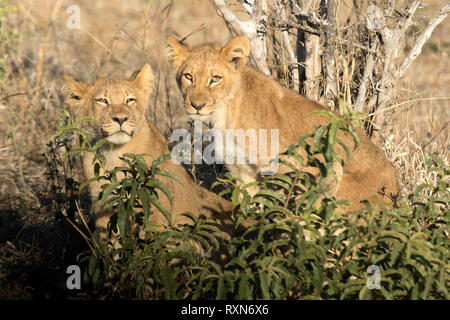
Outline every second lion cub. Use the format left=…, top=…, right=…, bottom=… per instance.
left=167, top=36, right=399, bottom=210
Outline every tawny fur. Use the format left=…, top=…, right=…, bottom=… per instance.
left=167, top=36, right=400, bottom=211
left=61, top=64, right=234, bottom=234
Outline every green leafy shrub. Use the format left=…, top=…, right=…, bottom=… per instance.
left=53, top=111, right=449, bottom=300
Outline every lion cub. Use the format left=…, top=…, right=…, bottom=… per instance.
left=167, top=36, right=399, bottom=210
left=61, top=64, right=233, bottom=236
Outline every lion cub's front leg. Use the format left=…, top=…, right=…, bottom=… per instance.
left=226, top=164, right=260, bottom=197
left=81, top=152, right=117, bottom=242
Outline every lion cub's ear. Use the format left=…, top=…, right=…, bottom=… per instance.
left=220, top=36, right=250, bottom=68
left=131, top=63, right=153, bottom=98
left=166, top=36, right=190, bottom=70
left=61, top=75, right=89, bottom=106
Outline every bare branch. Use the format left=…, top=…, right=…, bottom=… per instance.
left=210, top=0, right=248, bottom=35
left=373, top=1, right=449, bottom=139
left=398, top=2, right=450, bottom=78
left=400, top=0, right=422, bottom=31
left=355, top=41, right=379, bottom=112
left=302, top=32, right=321, bottom=101
left=274, top=0, right=299, bottom=91
left=210, top=0, right=270, bottom=74
left=292, top=1, right=329, bottom=26
left=242, top=0, right=254, bottom=15
left=295, top=0, right=322, bottom=101
left=324, top=0, right=337, bottom=106
left=271, top=15, right=322, bottom=35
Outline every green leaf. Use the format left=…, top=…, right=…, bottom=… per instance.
left=258, top=270, right=271, bottom=299
left=231, top=187, right=241, bottom=205
left=149, top=193, right=172, bottom=225
left=254, top=189, right=286, bottom=203
left=326, top=122, right=338, bottom=161
left=155, top=170, right=183, bottom=186
left=310, top=109, right=339, bottom=122
left=144, top=221, right=165, bottom=232
left=313, top=125, right=327, bottom=152
left=80, top=176, right=99, bottom=191
left=146, top=178, right=173, bottom=204
left=117, top=201, right=129, bottom=236
left=238, top=270, right=252, bottom=299
left=101, top=181, right=120, bottom=204
left=75, top=116, right=99, bottom=127
left=54, top=125, right=88, bottom=140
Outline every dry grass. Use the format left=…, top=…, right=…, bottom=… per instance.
left=0, top=0, right=448, bottom=299
left=388, top=0, right=449, bottom=194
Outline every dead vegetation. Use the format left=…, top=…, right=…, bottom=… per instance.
left=0, top=0, right=448, bottom=299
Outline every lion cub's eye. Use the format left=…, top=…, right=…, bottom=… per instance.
left=95, top=98, right=109, bottom=105
left=126, top=97, right=136, bottom=105
left=210, top=76, right=222, bottom=85
left=184, top=73, right=193, bottom=81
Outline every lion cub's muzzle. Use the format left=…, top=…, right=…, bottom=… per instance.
left=185, top=99, right=215, bottom=118
left=190, top=100, right=206, bottom=111
left=112, top=116, right=128, bottom=126
left=102, top=114, right=135, bottom=145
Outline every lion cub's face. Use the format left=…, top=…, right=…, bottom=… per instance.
left=167, top=36, right=250, bottom=121
left=62, top=65, right=153, bottom=144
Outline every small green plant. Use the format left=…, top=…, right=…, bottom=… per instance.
left=195, top=115, right=449, bottom=300
left=42, top=113, right=89, bottom=241
left=77, top=151, right=227, bottom=299
left=52, top=111, right=449, bottom=299
left=53, top=112, right=224, bottom=298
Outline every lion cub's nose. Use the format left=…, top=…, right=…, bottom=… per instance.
left=191, top=101, right=206, bottom=111
left=112, top=116, right=128, bottom=126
